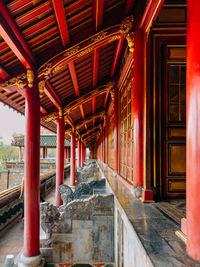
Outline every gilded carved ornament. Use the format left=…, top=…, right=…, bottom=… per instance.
left=38, top=80, right=45, bottom=98
left=126, top=32, right=134, bottom=53
left=58, top=109, right=63, bottom=119
left=106, top=80, right=115, bottom=90
left=0, top=73, right=27, bottom=89
left=64, top=46, right=80, bottom=57
left=110, top=89, right=115, bottom=101
left=92, top=31, right=107, bottom=42
left=27, top=69, right=34, bottom=88
left=42, top=63, right=52, bottom=77
left=77, top=47, right=93, bottom=58
left=120, top=15, right=134, bottom=34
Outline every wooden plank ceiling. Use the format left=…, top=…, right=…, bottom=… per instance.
left=0, top=0, right=135, bottom=146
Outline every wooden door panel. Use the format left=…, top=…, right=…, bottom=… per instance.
left=168, top=143, right=186, bottom=175
left=163, top=46, right=186, bottom=198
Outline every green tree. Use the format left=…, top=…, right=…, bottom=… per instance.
left=0, top=137, right=19, bottom=161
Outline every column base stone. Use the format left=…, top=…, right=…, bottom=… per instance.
left=175, top=218, right=187, bottom=244
left=18, top=253, right=45, bottom=267
left=139, top=188, right=154, bottom=203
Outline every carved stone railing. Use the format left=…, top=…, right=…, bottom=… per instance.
left=40, top=194, right=114, bottom=265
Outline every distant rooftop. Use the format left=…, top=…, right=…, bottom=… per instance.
left=11, top=135, right=70, bottom=147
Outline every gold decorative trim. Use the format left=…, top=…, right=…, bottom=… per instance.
left=38, top=20, right=135, bottom=78
left=77, top=47, right=93, bottom=58
left=27, top=69, right=34, bottom=88
left=64, top=46, right=80, bottom=57
left=38, top=80, right=45, bottom=98
left=58, top=109, right=63, bottom=119
left=92, top=31, right=107, bottom=42
left=42, top=63, right=52, bottom=77
left=0, top=73, right=27, bottom=89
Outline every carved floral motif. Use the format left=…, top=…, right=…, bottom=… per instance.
left=38, top=80, right=45, bottom=98
left=92, top=31, right=107, bottom=42
left=64, top=46, right=80, bottom=57
left=0, top=73, right=27, bottom=89
left=120, top=15, right=134, bottom=34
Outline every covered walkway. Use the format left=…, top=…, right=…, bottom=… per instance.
left=1, top=163, right=200, bottom=267
left=1, top=0, right=200, bottom=266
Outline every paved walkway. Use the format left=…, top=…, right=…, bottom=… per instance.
left=0, top=175, right=70, bottom=266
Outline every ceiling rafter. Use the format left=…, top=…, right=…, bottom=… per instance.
left=0, top=64, right=9, bottom=82
left=38, top=18, right=135, bottom=79
left=125, top=0, right=136, bottom=15
left=110, top=36, right=126, bottom=78
left=41, top=82, right=114, bottom=121
left=0, top=1, right=35, bottom=69
left=66, top=110, right=105, bottom=132
left=68, top=62, right=80, bottom=97
left=140, top=0, right=165, bottom=32
left=82, top=131, right=99, bottom=141
left=80, top=125, right=101, bottom=138
left=93, top=0, right=104, bottom=31
left=44, top=80, right=62, bottom=110
left=103, top=91, right=110, bottom=108
left=79, top=104, right=85, bottom=120
left=51, top=0, right=70, bottom=47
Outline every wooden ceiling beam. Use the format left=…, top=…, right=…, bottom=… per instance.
left=92, top=97, right=96, bottom=115
left=65, top=110, right=105, bottom=132
left=66, top=114, right=74, bottom=128
left=110, top=36, right=126, bottom=78
left=38, top=23, right=130, bottom=79
left=40, top=106, right=48, bottom=115
left=140, top=0, right=165, bottom=32
left=93, top=0, right=104, bottom=31
left=80, top=125, right=101, bottom=137
left=0, top=1, right=35, bottom=69
left=125, top=0, right=136, bottom=15
left=51, top=0, right=70, bottom=47
left=68, top=62, right=80, bottom=97
left=79, top=104, right=85, bottom=120
left=92, top=48, right=100, bottom=115
left=0, top=64, right=9, bottom=82
left=45, top=80, right=62, bottom=110
left=103, top=91, right=110, bottom=108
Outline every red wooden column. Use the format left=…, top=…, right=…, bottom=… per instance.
left=113, top=86, right=119, bottom=171
left=78, top=138, right=81, bottom=167
left=45, top=147, right=47, bottom=158
left=104, top=114, right=108, bottom=164
left=55, top=114, right=65, bottom=207
left=43, top=147, right=45, bottom=159
left=84, top=145, right=87, bottom=162
left=185, top=0, right=200, bottom=261
left=24, top=70, right=40, bottom=257
left=81, top=142, right=84, bottom=167
left=64, top=147, right=67, bottom=159
left=70, top=129, right=76, bottom=186
left=19, top=146, right=21, bottom=161
left=132, top=20, right=144, bottom=187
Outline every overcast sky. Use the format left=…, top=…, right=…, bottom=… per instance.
left=0, top=102, right=25, bottom=145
